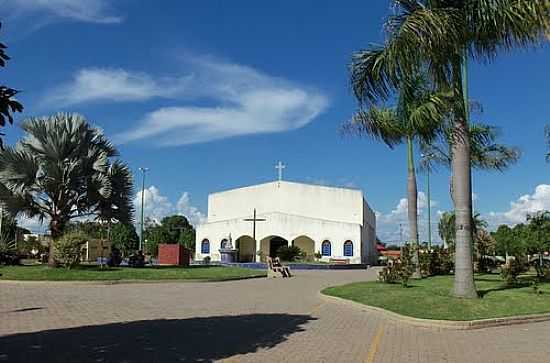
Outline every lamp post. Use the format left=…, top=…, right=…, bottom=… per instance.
left=421, top=153, right=434, bottom=250
left=139, top=167, right=149, bottom=251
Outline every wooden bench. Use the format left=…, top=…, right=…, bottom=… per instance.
left=329, top=258, right=350, bottom=265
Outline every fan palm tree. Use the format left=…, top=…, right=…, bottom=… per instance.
left=344, top=76, right=448, bottom=277
left=350, top=0, right=549, bottom=298
left=0, top=113, right=133, bottom=266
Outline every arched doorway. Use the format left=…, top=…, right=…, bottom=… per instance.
left=260, top=236, right=289, bottom=259
left=235, top=235, right=255, bottom=262
left=292, top=235, right=315, bottom=259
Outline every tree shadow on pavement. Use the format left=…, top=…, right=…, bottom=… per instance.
left=0, top=313, right=315, bottom=363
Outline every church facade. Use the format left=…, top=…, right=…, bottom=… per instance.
left=195, top=181, right=377, bottom=264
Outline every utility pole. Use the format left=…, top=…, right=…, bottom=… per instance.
left=139, top=167, right=149, bottom=252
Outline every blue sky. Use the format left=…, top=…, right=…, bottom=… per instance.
left=2, top=1, right=550, bottom=243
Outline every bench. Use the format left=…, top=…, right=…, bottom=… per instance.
left=267, top=257, right=292, bottom=278
left=329, top=258, right=350, bottom=265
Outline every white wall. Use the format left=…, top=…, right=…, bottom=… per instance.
left=196, top=181, right=377, bottom=264
left=208, top=181, right=365, bottom=225
left=196, top=212, right=363, bottom=264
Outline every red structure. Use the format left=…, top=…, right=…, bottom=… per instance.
left=158, top=244, right=190, bottom=266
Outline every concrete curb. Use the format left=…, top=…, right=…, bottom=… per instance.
left=0, top=274, right=267, bottom=286
left=320, top=293, right=550, bottom=331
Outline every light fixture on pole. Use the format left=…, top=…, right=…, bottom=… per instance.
left=138, top=167, right=149, bottom=252
left=421, top=153, right=434, bottom=250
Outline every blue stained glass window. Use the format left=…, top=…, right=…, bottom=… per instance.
left=321, top=241, right=331, bottom=256
left=201, top=239, right=210, bottom=254
left=343, top=241, right=353, bottom=257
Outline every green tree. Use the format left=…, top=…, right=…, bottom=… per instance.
left=350, top=0, right=549, bottom=298
left=344, top=75, right=447, bottom=277
left=0, top=23, right=23, bottom=150
left=526, top=211, right=550, bottom=275
left=0, top=113, right=133, bottom=266
left=110, top=223, right=139, bottom=256
left=143, top=215, right=196, bottom=256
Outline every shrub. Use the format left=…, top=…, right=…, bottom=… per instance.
left=500, top=256, right=529, bottom=286
left=419, top=246, right=453, bottom=277
left=314, top=251, right=322, bottom=260
left=276, top=245, right=302, bottom=262
left=378, top=244, right=414, bottom=287
left=53, top=232, right=90, bottom=269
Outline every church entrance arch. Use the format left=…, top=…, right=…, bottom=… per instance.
left=260, top=235, right=289, bottom=259
left=235, top=235, right=255, bottom=262
left=292, top=235, right=315, bottom=259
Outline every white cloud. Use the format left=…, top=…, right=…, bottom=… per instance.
left=375, top=192, right=440, bottom=244
left=46, top=68, right=191, bottom=106
left=133, top=186, right=206, bottom=227
left=48, top=56, right=329, bottom=146
left=483, top=184, right=550, bottom=228
left=7, top=0, right=122, bottom=24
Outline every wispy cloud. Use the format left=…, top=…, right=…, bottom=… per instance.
left=46, top=68, right=189, bottom=106
left=7, top=0, right=122, bottom=24
left=47, top=56, right=329, bottom=146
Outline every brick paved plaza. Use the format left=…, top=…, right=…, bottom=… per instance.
left=1, top=269, right=550, bottom=362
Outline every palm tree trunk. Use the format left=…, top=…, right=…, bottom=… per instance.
left=451, top=52, right=477, bottom=299
left=48, top=218, right=62, bottom=267
left=407, top=136, right=421, bottom=278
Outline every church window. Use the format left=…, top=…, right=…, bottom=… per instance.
left=201, top=239, right=210, bottom=254
left=343, top=241, right=353, bottom=257
left=220, top=239, right=228, bottom=249
left=321, top=240, right=331, bottom=256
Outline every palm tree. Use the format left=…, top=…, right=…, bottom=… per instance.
left=350, top=0, right=549, bottom=298
left=0, top=22, right=23, bottom=150
left=420, top=123, right=520, bottom=199
left=344, top=76, right=447, bottom=277
left=437, top=211, right=487, bottom=252
left=95, top=160, right=135, bottom=242
left=421, top=124, right=519, bottom=172
left=0, top=113, right=133, bottom=266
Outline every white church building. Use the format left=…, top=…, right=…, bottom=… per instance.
left=195, top=180, right=377, bottom=264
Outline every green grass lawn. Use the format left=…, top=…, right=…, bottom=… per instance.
left=322, top=274, right=550, bottom=321
left=0, top=264, right=266, bottom=282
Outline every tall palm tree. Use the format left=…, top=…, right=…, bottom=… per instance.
left=344, top=76, right=447, bottom=277
left=420, top=124, right=520, bottom=174
left=350, top=0, right=549, bottom=298
left=420, top=123, right=520, bottom=201
left=0, top=113, right=133, bottom=266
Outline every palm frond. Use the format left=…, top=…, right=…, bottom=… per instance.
left=342, top=107, right=406, bottom=148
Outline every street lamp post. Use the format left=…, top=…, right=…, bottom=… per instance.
left=139, top=167, right=149, bottom=252
left=421, top=153, right=434, bottom=250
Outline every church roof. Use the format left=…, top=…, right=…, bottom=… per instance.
left=210, top=180, right=361, bottom=196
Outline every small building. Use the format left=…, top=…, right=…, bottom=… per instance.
left=195, top=181, right=377, bottom=264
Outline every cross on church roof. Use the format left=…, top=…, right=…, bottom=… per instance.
left=275, top=161, right=286, bottom=181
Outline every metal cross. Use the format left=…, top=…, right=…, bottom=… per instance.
left=243, top=208, right=266, bottom=262
left=275, top=161, right=286, bottom=181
